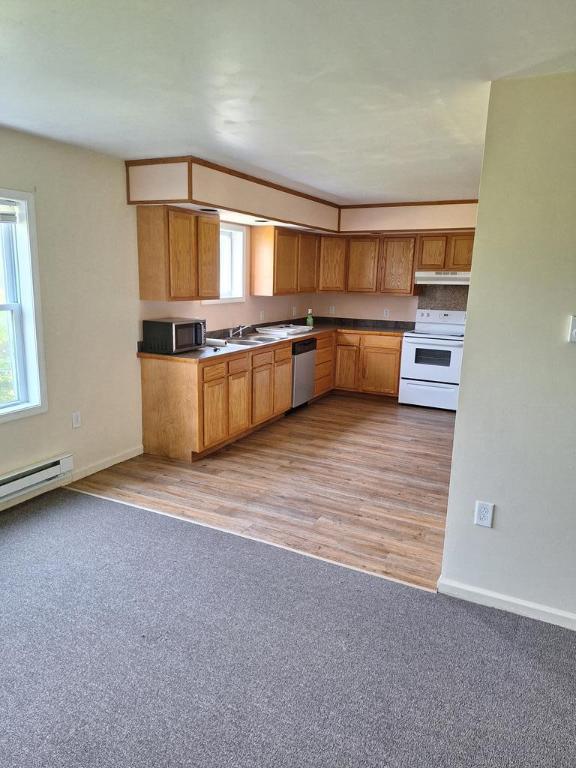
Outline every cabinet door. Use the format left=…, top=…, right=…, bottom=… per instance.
left=168, top=209, right=197, bottom=298
left=416, top=235, right=447, bottom=270
left=347, top=238, right=379, bottom=292
left=297, top=233, right=318, bottom=292
left=228, top=370, right=251, bottom=436
left=274, top=229, right=299, bottom=294
left=446, top=233, right=474, bottom=270
left=318, top=237, right=347, bottom=291
left=198, top=215, right=220, bottom=298
left=273, top=358, right=293, bottom=414
left=252, top=364, right=274, bottom=424
left=203, top=377, right=228, bottom=448
left=359, top=348, right=400, bottom=395
left=380, top=237, right=415, bottom=295
left=334, top=345, right=358, bottom=389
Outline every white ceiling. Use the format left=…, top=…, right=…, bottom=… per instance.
left=2, top=1, right=575, bottom=203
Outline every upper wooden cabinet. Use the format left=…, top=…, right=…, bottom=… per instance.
left=347, top=237, right=379, bottom=292
left=137, top=206, right=220, bottom=301
left=380, top=237, right=415, bottom=295
left=297, top=233, right=319, bottom=293
left=318, top=236, right=347, bottom=292
left=416, top=231, right=474, bottom=271
left=446, top=233, right=474, bottom=270
left=252, top=227, right=316, bottom=295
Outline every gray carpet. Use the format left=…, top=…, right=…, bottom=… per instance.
left=0, top=490, right=574, bottom=768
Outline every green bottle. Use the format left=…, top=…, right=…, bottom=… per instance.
left=306, top=308, right=314, bottom=327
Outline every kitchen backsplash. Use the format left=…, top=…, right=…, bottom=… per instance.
left=417, top=285, right=469, bottom=311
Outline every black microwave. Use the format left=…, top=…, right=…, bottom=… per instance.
left=142, top=318, right=206, bottom=354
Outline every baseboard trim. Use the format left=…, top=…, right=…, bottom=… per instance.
left=438, top=576, right=576, bottom=632
left=70, top=445, right=143, bottom=483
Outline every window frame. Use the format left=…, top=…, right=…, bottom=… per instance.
left=0, top=188, right=47, bottom=424
left=202, top=222, right=247, bottom=305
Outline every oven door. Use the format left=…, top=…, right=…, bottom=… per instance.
left=400, top=336, right=463, bottom=384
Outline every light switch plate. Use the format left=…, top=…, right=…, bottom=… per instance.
left=568, top=315, right=576, bottom=343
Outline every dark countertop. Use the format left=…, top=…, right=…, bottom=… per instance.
left=138, top=320, right=409, bottom=364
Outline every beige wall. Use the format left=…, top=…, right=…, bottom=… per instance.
left=439, top=74, right=576, bottom=629
left=0, top=128, right=142, bottom=485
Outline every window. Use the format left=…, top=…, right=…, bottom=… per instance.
left=0, top=190, right=45, bottom=422
left=203, top=224, right=246, bottom=304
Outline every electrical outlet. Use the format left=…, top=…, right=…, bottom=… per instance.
left=382, top=308, right=390, bottom=320
left=292, top=305, right=297, bottom=318
left=259, top=310, right=265, bottom=322
left=474, top=500, right=494, bottom=528
left=568, top=315, right=576, bottom=343
left=72, top=411, right=81, bottom=429
left=328, top=305, right=335, bottom=316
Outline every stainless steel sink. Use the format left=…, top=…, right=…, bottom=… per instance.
left=231, top=339, right=262, bottom=346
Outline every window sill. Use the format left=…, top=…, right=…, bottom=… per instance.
left=201, top=297, right=246, bottom=306
left=0, top=400, right=47, bottom=425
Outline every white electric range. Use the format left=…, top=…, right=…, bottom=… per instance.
left=399, top=310, right=466, bottom=411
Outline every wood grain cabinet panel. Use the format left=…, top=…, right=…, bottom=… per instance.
left=318, top=237, right=347, bottom=292
left=416, top=235, right=448, bottom=270
left=297, top=233, right=318, bottom=292
left=137, top=206, right=220, bottom=301
left=273, top=358, right=293, bottom=414
left=197, top=215, right=220, bottom=298
left=168, top=209, right=197, bottom=298
left=228, top=370, right=251, bottom=436
left=274, top=229, right=299, bottom=294
left=252, top=364, right=274, bottom=424
left=446, top=233, right=474, bottom=270
left=335, top=345, right=359, bottom=390
left=359, top=348, right=400, bottom=396
left=347, top=238, right=379, bottom=292
left=203, top=377, right=228, bottom=448
left=380, top=237, right=415, bottom=295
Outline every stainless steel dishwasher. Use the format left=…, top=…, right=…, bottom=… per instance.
left=291, top=337, right=317, bottom=407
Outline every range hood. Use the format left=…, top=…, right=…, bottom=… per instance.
left=414, top=271, right=470, bottom=286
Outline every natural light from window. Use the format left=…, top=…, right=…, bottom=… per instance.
left=0, top=190, right=45, bottom=422
left=211, top=225, right=245, bottom=303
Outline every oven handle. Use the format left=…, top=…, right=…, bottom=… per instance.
left=403, top=338, right=463, bottom=348
left=403, top=380, right=458, bottom=389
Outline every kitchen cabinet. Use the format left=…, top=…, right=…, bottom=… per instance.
left=416, top=231, right=474, bottom=271
left=252, top=360, right=275, bottom=424
left=297, top=233, right=319, bottom=292
left=137, top=205, right=220, bottom=300
left=251, top=226, right=301, bottom=295
left=359, top=348, right=400, bottom=395
left=203, top=377, right=228, bottom=448
left=446, top=233, right=474, bottom=270
left=347, top=237, right=379, bottom=292
left=314, top=333, right=335, bottom=396
left=273, top=353, right=293, bottom=414
left=318, top=236, right=347, bottom=292
left=335, top=343, right=359, bottom=389
left=380, top=237, right=415, bottom=295
left=228, top=358, right=251, bottom=436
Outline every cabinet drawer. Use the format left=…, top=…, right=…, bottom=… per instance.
left=228, top=355, right=249, bottom=374
left=316, top=334, right=335, bottom=350
left=314, top=374, right=333, bottom=396
left=360, top=334, right=402, bottom=350
left=336, top=332, right=360, bottom=346
left=252, top=350, right=274, bottom=368
left=274, top=345, right=292, bottom=362
left=315, top=360, right=333, bottom=379
left=316, top=347, right=334, bottom=365
left=203, top=362, right=227, bottom=381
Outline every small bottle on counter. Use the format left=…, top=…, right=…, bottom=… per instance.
left=306, top=308, right=314, bottom=327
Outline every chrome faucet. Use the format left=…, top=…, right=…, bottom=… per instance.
left=229, top=324, right=251, bottom=339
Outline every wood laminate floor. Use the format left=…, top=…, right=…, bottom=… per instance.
left=72, top=394, right=455, bottom=590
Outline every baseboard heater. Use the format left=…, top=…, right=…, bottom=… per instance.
left=0, top=455, right=74, bottom=501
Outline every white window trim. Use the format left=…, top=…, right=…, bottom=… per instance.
left=0, top=188, right=47, bottom=424
left=202, top=222, right=247, bottom=305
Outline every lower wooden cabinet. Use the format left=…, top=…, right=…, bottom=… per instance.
left=273, top=357, right=293, bottom=414
left=228, top=370, right=251, bottom=436
left=252, top=364, right=274, bottom=424
left=359, top=347, right=400, bottom=395
left=335, top=345, right=359, bottom=389
left=203, top=377, right=228, bottom=448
